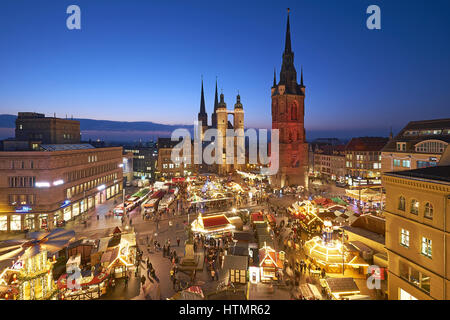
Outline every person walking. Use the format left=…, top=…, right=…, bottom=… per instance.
left=163, top=244, right=167, bottom=257
left=124, top=274, right=129, bottom=287
left=210, top=269, right=215, bottom=281
left=140, top=275, right=146, bottom=289
left=176, top=237, right=180, bottom=247
left=172, top=274, right=178, bottom=291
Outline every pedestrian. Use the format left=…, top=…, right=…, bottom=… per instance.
left=172, top=274, right=178, bottom=290
left=163, top=244, right=167, bottom=257
left=210, top=269, right=215, bottom=281
left=176, top=237, right=180, bottom=247
left=130, top=218, right=132, bottom=226
left=124, top=274, right=129, bottom=287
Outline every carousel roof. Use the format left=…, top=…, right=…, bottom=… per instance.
left=0, top=228, right=75, bottom=269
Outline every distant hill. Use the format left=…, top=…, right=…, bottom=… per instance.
left=0, top=114, right=388, bottom=143
left=0, top=114, right=193, bottom=142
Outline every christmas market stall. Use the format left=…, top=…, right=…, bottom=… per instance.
left=0, top=228, right=75, bottom=300
left=96, top=227, right=136, bottom=279
left=288, top=200, right=324, bottom=235
left=56, top=256, right=109, bottom=300
left=324, top=277, right=361, bottom=300
left=190, top=213, right=235, bottom=239
left=258, top=244, right=284, bottom=283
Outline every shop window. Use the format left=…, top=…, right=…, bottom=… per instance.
left=10, top=215, right=21, bottom=231
left=0, top=216, right=7, bottom=231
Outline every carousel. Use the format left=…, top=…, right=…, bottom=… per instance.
left=0, top=228, right=75, bottom=300
left=304, top=220, right=369, bottom=274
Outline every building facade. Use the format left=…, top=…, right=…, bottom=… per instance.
left=383, top=166, right=450, bottom=300
left=270, top=10, right=308, bottom=188
left=381, top=118, right=450, bottom=173
left=14, top=112, right=80, bottom=145
left=156, top=138, right=195, bottom=179
left=197, top=79, right=245, bottom=175
left=311, top=144, right=345, bottom=182
left=345, top=137, right=388, bottom=186
left=0, top=145, right=123, bottom=233
left=123, top=143, right=157, bottom=180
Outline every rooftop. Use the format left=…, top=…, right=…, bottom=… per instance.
left=382, top=118, right=450, bottom=153
left=40, top=143, right=95, bottom=151
left=384, top=165, right=450, bottom=183
left=345, top=137, right=389, bottom=152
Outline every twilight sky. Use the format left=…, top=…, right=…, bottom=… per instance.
left=0, top=0, right=449, bottom=138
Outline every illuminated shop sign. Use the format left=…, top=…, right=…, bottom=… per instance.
left=15, top=206, right=32, bottom=213
left=60, top=200, right=71, bottom=208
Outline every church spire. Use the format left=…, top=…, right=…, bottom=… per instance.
left=199, top=77, right=206, bottom=115
left=279, top=8, right=299, bottom=94
left=285, top=8, right=292, bottom=53
left=198, top=77, right=208, bottom=129
left=214, top=77, right=219, bottom=111
left=300, top=66, right=304, bottom=87
left=273, top=68, right=277, bottom=87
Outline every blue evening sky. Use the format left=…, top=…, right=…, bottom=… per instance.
left=0, top=0, right=449, bottom=136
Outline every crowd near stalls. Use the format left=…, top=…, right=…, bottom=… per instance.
left=0, top=228, right=75, bottom=300
left=186, top=176, right=236, bottom=213
left=287, top=197, right=357, bottom=237
left=344, top=187, right=385, bottom=214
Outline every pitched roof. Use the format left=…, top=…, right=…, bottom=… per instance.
left=222, top=255, right=248, bottom=270
left=345, top=137, right=388, bottom=152
left=382, top=118, right=450, bottom=152
left=202, top=214, right=231, bottom=228
left=325, top=277, right=360, bottom=293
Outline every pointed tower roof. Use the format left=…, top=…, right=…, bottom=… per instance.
left=273, top=68, right=277, bottom=87
left=214, top=78, right=219, bottom=111
left=278, top=8, right=301, bottom=95
left=199, top=78, right=206, bottom=115
left=300, top=66, right=304, bottom=87
left=285, top=8, right=292, bottom=53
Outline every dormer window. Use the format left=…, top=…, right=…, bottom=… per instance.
left=396, top=142, right=406, bottom=151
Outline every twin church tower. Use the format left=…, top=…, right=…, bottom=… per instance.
left=197, top=9, right=308, bottom=188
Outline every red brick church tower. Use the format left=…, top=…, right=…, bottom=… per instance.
left=271, top=9, right=308, bottom=188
